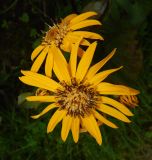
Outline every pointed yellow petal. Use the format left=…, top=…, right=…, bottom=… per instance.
left=80, top=120, right=103, bottom=133
left=93, top=110, right=118, bottom=128
left=20, top=71, right=62, bottom=92
left=101, top=96, right=133, bottom=116
left=65, top=33, right=90, bottom=46
left=97, top=82, right=140, bottom=95
left=72, top=31, right=104, bottom=40
left=70, top=20, right=101, bottom=30
left=81, top=115, right=102, bottom=145
left=70, top=11, right=97, bottom=25
left=31, top=45, right=45, bottom=61
left=47, top=109, right=67, bottom=133
left=77, top=47, right=85, bottom=57
left=98, top=104, right=131, bottom=123
left=76, top=42, right=97, bottom=82
left=45, top=48, right=53, bottom=77
left=31, top=103, right=57, bottom=119
left=64, top=34, right=78, bottom=43
left=61, top=115, right=73, bottom=141
left=63, top=14, right=77, bottom=22
left=80, top=39, right=90, bottom=46
left=19, top=76, right=57, bottom=93
left=88, top=66, right=123, bottom=86
left=31, top=46, right=49, bottom=72
left=52, top=45, right=71, bottom=82
left=85, top=48, right=116, bottom=80
left=69, top=38, right=82, bottom=77
left=53, top=64, right=65, bottom=82
left=60, top=39, right=71, bottom=52
left=71, top=117, right=80, bottom=143
left=26, top=96, right=56, bottom=102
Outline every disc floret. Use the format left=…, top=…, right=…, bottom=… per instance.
left=56, top=78, right=99, bottom=117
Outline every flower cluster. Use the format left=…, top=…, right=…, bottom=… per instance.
left=19, top=12, right=139, bottom=145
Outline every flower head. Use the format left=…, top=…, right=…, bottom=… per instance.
left=119, top=95, right=139, bottom=108
left=30, top=12, right=103, bottom=77
left=19, top=41, right=139, bottom=145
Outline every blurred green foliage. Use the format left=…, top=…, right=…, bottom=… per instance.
left=0, top=0, right=152, bottom=159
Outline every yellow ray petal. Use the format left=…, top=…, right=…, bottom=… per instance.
left=80, top=120, right=103, bottom=133
left=65, top=33, right=90, bottom=46
left=70, top=11, right=97, bottom=25
left=70, top=20, right=101, bottom=30
left=97, top=82, right=140, bottom=95
left=63, top=14, right=77, bottom=22
left=19, top=76, right=58, bottom=93
left=93, top=110, right=118, bottom=128
left=45, top=47, right=53, bottom=77
left=60, top=41, right=71, bottom=52
left=81, top=115, right=102, bottom=145
left=47, top=109, right=67, bottom=133
left=85, top=48, right=116, bottom=80
left=97, top=104, right=131, bottom=123
left=31, top=103, right=57, bottom=119
left=61, top=115, right=73, bottom=141
left=31, top=46, right=49, bottom=72
left=101, top=96, right=133, bottom=116
left=61, top=39, right=85, bottom=55
left=64, top=34, right=77, bottom=43
left=71, top=117, right=80, bottom=143
left=79, top=39, right=90, bottom=46
left=77, top=47, right=85, bottom=57
left=53, top=64, right=64, bottom=82
left=26, top=96, right=56, bottom=102
left=52, top=45, right=71, bottom=82
left=31, top=45, right=45, bottom=61
left=51, top=44, right=67, bottom=65
left=88, top=66, right=123, bottom=86
left=72, top=31, right=104, bottom=40
left=76, top=42, right=97, bottom=82
left=69, top=38, right=82, bottom=77
left=20, top=71, right=62, bottom=92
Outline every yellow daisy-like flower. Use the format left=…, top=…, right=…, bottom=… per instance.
left=19, top=41, right=139, bottom=145
left=31, top=11, right=103, bottom=77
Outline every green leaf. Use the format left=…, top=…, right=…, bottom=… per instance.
left=21, top=101, right=41, bottom=109
left=18, top=92, right=33, bottom=105
left=32, top=38, right=41, bottom=49
left=19, top=13, right=29, bottom=23
left=145, top=131, right=152, bottom=139
left=18, top=92, right=41, bottom=109
left=30, top=28, right=38, bottom=38
left=82, top=0, right=109, bottom=18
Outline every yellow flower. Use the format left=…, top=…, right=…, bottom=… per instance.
left=30, top=11, right=103, bottom=77
left=19, top=41, right=139, bottom=145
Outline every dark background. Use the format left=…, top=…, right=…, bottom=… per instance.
left=0, top=0, right=152, bottom=159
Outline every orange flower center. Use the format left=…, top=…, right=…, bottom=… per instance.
left=56, top=79, right=99, bottom=117
left=43, top=21, right=69, bottom=47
